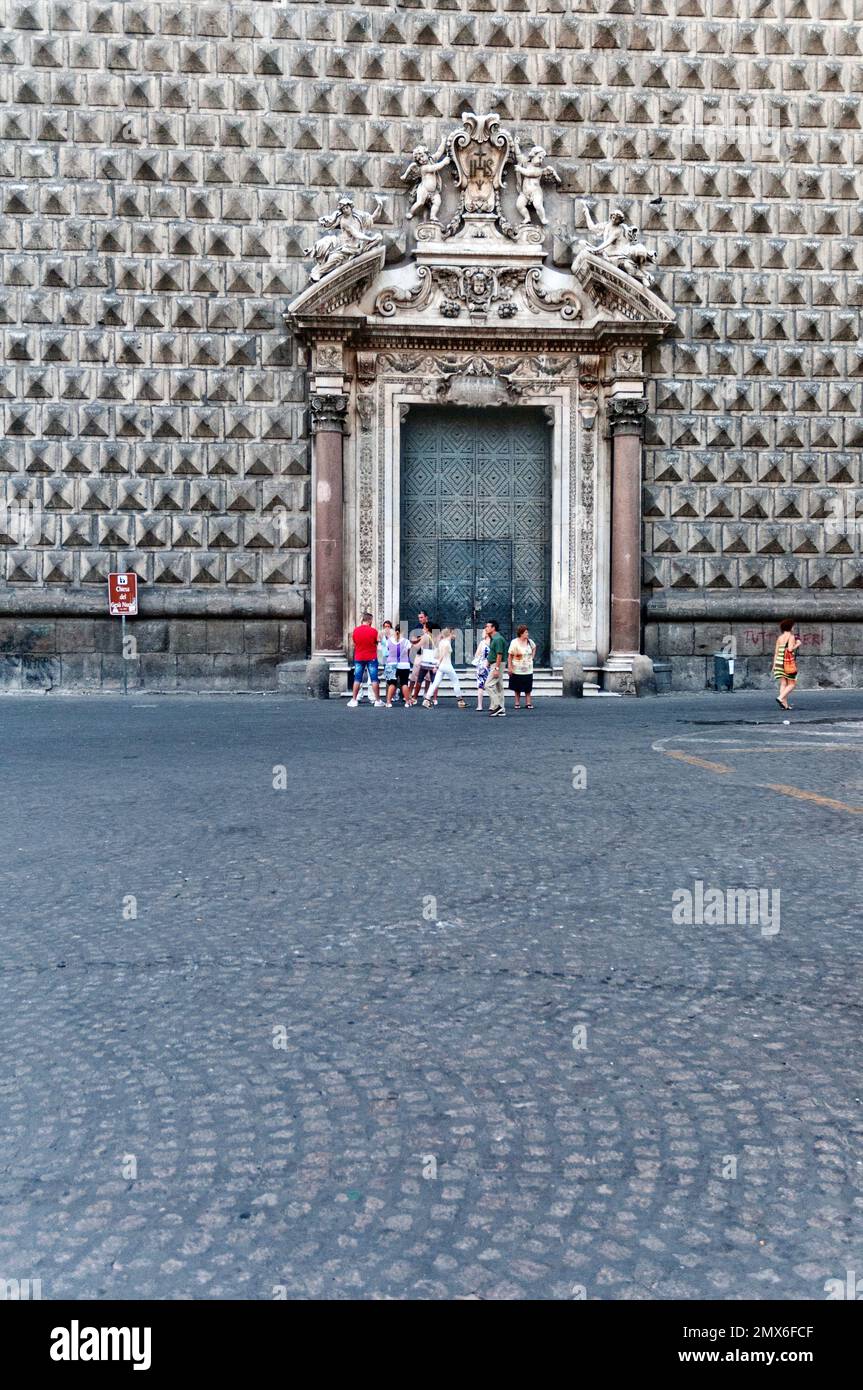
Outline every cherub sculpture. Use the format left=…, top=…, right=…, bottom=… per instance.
left=308, top=195, right=385, bottom=282
left=401, top=141, right=449, bottom=222
left=513, top=141, right=561, bottom=226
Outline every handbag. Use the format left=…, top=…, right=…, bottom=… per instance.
left=783, top=643, right=797, bottom=677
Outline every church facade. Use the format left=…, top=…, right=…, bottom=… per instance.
left=1, top=1, right=861, bottom=693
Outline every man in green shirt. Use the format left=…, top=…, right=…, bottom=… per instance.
left=485, top=619, right=507, bottom=717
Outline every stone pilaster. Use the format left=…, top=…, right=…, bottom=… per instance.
left=310, top=393, right=348, bottom=656
left=608, top=396, right=649, bottom=663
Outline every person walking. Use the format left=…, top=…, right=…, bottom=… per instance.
left=385, top=627, right=414, bottom=708
left=773, top=618, right=801, bottom=711
left=411, top=619, right=438, bottom=704
left=347, top=612, right=384, bottom=708
left=472, top=629, right=490, bottom=712
left=508, top=624, right=537, bottom=710
left=423, top=627, right=466, bottom=708
left=408, top=610, right=430, bottom=693
left=485, top=619, right=507, bottom=718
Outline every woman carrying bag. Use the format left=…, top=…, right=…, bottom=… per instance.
left=773, top=618, right=801, bottom=711
left=410, top=620, right=438, bottom=705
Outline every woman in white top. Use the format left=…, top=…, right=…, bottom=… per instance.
left=508, top=624, right=537, bottom=710
left=423, top=628, right=466, bottom=708
left=410, top=620, right=438, bottom=704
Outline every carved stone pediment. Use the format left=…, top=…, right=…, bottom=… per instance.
left=573, top=253, right=675, bottom=327
left=287, top=223, right=673, bottom=350
left=288, top=244, right=386, bottom=320
left=360, top=229, right=672, bottom=342
left=285, top=123, right=675, bottom=351
left=374, top=216, right=545, bottom=323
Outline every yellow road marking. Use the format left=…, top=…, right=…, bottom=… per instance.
left=760, top=783, right=863, bottom=815
left=663, top=750, right=734, bottom=774
left=658, top=747, right=863, bottom=815
left=688, top=743, right=863, bottom=754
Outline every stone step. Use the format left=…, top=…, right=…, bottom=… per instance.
left=327, top=661, right=627, bottom=698
left=337, top=665, right=565, bottom=697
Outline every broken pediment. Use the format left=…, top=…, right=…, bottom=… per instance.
left=285, top=111, right=675, bottom=349
left=287, top=223, right=673, bottom=347
left=286, top=243, right=386, bottom=321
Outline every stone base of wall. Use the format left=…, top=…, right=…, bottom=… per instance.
left=0, top=618, right=307, bottom=692
left=644, top=620, right=863, bottom=692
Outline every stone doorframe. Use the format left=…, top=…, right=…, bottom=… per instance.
left=379, top=383, right=575, bottom=661
left=357, top=354, right=597, bottom=664
left=287, top=224, right=675, bottom=677
left=295, top=337, right=670, bottom=673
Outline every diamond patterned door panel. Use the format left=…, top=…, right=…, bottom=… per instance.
left=401, top=407, right=551, bottom=664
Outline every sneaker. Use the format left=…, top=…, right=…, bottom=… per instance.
left=423, top=699, right=432, bottom=708
left=347, top=699, right=358, bottom=708
left=489, top=709, right=505, bottom=717
left=373, top=700, right=385, bottom=707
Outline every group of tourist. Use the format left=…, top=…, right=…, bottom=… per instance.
left=348, top=610, right=537, bottom=716
left=348, top=612, right=804, bottom=712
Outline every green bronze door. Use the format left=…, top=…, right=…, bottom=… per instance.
left=400, top=407, right=551, bottom=664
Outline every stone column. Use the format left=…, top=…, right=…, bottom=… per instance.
left=310, top=393, right=348, bottom=655
left=608, top=396, right=648, bottom=659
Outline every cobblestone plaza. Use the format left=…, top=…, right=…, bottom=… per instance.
left=0, top=691, right=861, bottom=1300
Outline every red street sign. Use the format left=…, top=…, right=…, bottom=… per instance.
left=108, top=571, right=138, bottom=616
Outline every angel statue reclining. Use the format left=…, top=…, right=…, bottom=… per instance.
left=308, top=196, right=385, bottom=282
left=574, top=203, right=658, bottom=287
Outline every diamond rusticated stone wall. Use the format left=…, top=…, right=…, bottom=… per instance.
left=0, top=0, right=861, bottom=691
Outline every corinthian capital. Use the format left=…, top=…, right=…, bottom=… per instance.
left=608, top=396, right=648, bottom=437
left=310, top=393, right=348, bottom=434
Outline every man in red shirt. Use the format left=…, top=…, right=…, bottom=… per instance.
left=348, top=612, right=384, bottom=707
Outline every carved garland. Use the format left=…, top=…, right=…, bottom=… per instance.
left=377, top=264, right=529, bottom=320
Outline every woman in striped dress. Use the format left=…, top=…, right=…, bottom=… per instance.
left=773, top=618, right=801, bottom=711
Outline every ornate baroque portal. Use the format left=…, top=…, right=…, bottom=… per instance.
left=287, top=111, right=675, bottom=679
